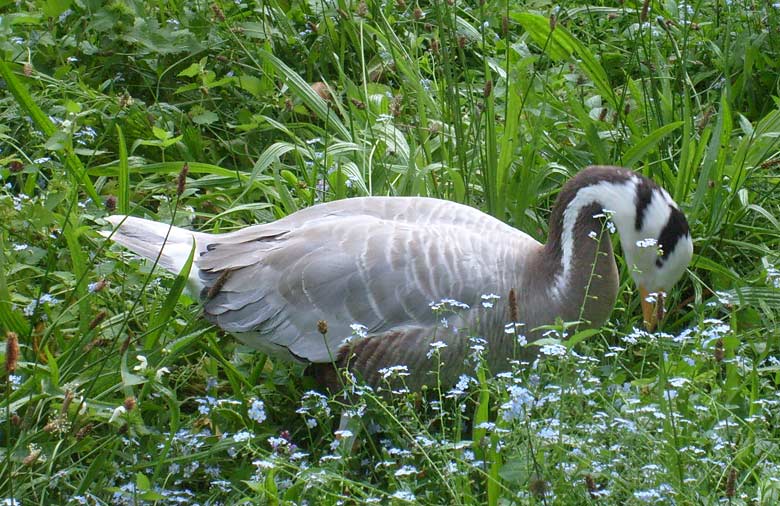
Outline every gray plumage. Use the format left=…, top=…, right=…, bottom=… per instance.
left=101, top=166, right=693, bottom=389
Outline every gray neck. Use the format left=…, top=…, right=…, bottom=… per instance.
left=540, top=168, right=633, bottom=326
left=544, top=201, right=619, bottom=326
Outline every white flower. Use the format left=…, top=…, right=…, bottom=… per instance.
left=133, top=355, right=148, bottom=372
left=155, top=367, right=170, bottom=381
left=334, top=429, right=353, bottom=440
left=390, top=490, right=416, bottom=502
left=636, top=238, right=658, bottom=248
left=349, top=323, right=367, bottom=338
left=539, top=343, right=567, bottom=357
left=426, top=340, right=448, bottom=358
left=109, top=406, right=127, bottom=423
left=378, top=365, right=409, bottom=379
left=394, top=465, right=418, bottom=477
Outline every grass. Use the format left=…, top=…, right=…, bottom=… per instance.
left=1, top=0, right=780, bottom=504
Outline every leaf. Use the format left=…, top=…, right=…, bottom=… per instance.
left=177, top=62, right=202, bottom=78
left=152, top=126, right=172, bottom=141
left=41, top=0, right=72, bottom=18
left=236, top=74, right=264, bottom=97
left=622, top=121, right=684, bottom=167
left=192, top=110, right=218, bottom=125
left=0, top=236, right=30, bottom=335
left=135, top=472, right=151, bottom=491
left=144, top=239, right=195, bottom=350
left=564, top=328, right=601, bottom=349
left=116, top=124, right=130, bottom=215
left=256, top=48, right=350, bottom=139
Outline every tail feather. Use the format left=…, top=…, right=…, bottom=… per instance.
left=101, top=216, right=208, bottom=290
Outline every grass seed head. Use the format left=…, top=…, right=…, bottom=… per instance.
left=177, top=162, right=189, bottom=196
left=726, top=467, right=737, bottom=497
left=5, top=331, right=19, bottom=374
left=89, top=310, right=107, bottom=330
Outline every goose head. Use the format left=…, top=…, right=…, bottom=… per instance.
left=547, top=166, right=693, bottom=330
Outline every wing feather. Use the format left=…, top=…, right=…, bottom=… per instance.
left=196, top=197, right=539, bottom=363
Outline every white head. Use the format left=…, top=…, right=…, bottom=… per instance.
left=552, top=166, right=693, bottom=329
left=617, top=177, right=693, bottom=328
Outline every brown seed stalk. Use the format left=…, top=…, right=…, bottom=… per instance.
left=177, top=163, right=190, bottom=197
left=725, top=467, right=737, bottom=498
left=206, top=269, right=234, bottom=300
left=508, top=288, right=518, bottom=322
left=5, top=331, right=19, bottom=374
left=90, top=310, right=108, bottom=330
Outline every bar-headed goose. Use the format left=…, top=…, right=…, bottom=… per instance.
left=101, top=166, right=693, bottom=389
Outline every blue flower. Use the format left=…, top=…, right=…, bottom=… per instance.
left=248, top=399, right=266, bottom=423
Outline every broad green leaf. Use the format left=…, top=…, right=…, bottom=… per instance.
left=177, top=61, right=202, bottom=78
left=622, top=121, right=684, bottom=167
left=192, top=110, right=218, bottom=125
left=41, top=0, right=72, bottom=18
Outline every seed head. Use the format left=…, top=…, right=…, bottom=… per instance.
left=120, top=335, right=131, bottom=354
left=5, top=331, right=19, bottom=374
left=508, top=288, right=518, bottom=322
left=76, top=423, right=94, bottom=440
left=211, top=3, right=225, bottom=21
left=317, top=320, right=328, bottom=335
left=23, top=445, right=42, bottom=466
left=105, top=195, right=117, bottom=212
left=726, top=467, right=737, bottom=498
left=357, top=0, right=368, bottom=17
left=585, top=474, right=598, bottom=498
left=483, top=79, right=493, bottom=98
left=89, top=310, right=107, bottom=330
left=176, top=162, right=189, bottom=197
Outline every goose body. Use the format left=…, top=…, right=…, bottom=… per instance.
left=102, top=166, right=692, bottom=388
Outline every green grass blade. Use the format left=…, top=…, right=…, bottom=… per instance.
left=143, top=239, right=195, bottom=350
left=513, top=13, right=616, bottom=108
left=0, top=236, right=31, bottom=335
left=116, top=124, right=130, bottom=215
left=256, top=48, right=350, bottom=140
left=622, top=121, right=684, bottom=168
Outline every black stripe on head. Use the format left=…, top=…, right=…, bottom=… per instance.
left=634, top=177, right=655, bottom=231
left=655, top=206, right=691, bottom=267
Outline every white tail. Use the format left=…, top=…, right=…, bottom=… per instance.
left=100, top=216, right=208, bottom=291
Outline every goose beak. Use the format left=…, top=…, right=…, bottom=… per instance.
left=639, top=285, right=665, bottom=331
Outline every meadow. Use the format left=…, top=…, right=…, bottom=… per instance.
left=1, top=0, right=780, bottom=504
